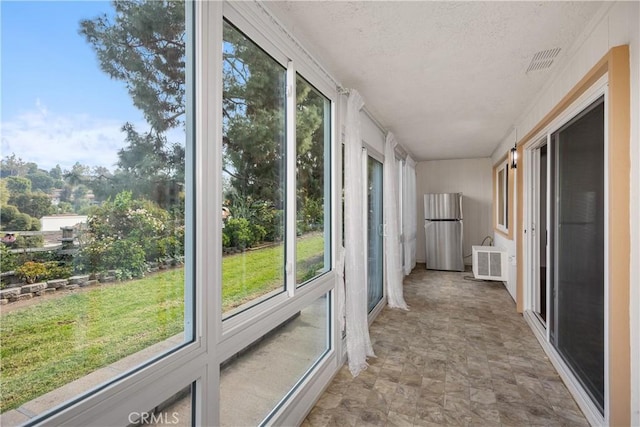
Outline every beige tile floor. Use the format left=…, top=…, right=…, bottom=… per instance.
left=303, top=267, right=589, bottom=426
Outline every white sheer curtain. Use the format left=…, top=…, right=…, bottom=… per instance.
left=384, top=133, right=408, bottom=309
left=403, top=156, right=418, bottom=275
left=335, top=246, right=345, bottom=333
left=343, top=90, right=375, bottom=376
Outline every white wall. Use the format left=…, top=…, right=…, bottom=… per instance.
left=490, top=1, right=639, bottom=422
left=415, top=158, right=493, bottom=267
left=493, top=223, right=517, bottom=300
left=40, top=215, right=87, bottom=231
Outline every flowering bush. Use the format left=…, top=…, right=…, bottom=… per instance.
left=80, top=191, right=181, bottom=267
left=15, top=261, right=47, bottom=284
left=77, top=237, right=146, bottom=279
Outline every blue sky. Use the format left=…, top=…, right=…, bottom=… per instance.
left=1, top=1, right=147, bottom=171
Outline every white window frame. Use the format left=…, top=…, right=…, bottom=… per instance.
left=28, top=2, right=342, bottom=426
left=495, top=159, right=510, bottom=234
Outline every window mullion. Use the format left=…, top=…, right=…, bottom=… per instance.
left=286, top=61, right=297, bottom=297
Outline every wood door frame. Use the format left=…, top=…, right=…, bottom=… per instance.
left=516, top=45, right=630, bottom=426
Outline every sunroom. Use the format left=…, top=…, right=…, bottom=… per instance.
left=0, top=1, right=638, bottom=426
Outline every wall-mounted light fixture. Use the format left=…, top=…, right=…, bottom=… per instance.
left=510, top=128, right=518, bottom=169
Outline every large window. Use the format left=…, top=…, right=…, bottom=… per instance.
left=494, top=158, right=510, bottom=234
left=218, top=8, right=334, bottom=426
left=220, top=20, right=332, bottom=318
left=0, top=2, right=336, bottom=425
left=0, top=1, right=193, bottom=422
left=296, top=74, right=330, bottom=286
left=219, top=293, right=330, bottom=426
left=221, top=20, right=287, bottom=317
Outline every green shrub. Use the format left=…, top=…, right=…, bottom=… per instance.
left=249, top=203, right=284, bottom=242
left=41, top=261, right=73, bottom=281
left=157, top=235, right=182, bottom=260
left=299, top=197, right=324, bottom=233
left=1, top=245, right=16, bottom=273
left=250, top=224, right=267, bottom=244
left=224, top=217, right=254, bottom=249
left=15, top=261, right=47, bottom=284
left=75, top=239, right=107, bottom=274
left=105, top=239, right=147, bottom=279
left=77, top=237, right=146, bottom=279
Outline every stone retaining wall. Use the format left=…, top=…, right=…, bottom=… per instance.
left=0, top=275, right=98, bottom=305
left=0, top=261, right=183, bottom=306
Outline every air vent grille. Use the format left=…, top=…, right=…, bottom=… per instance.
left=472, top=246, right=508, bottom=281
left=526, top=48, right=561, bottom=73
left=477, top=252, right=489, bottom=276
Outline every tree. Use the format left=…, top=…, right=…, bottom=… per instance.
left=80, top=1, right=186, bottom=209
left=296, top=76, right=327, bottom=226
left=0, top=204, right=43, bottom=248
left=80, top=1, right=185, bottom=133
left=222, top=23, right=286, bottom=210
left=0, top=163, right=50, bottom=248
left=0, top=180, right=9, bottom=206
left=56, top=201, right=74, bottom=214
left=64, top=162, right=90, bottom=187
left=9, top=193, right=53, bottom=219
left=79, top=1, right=327, bottom=235
left=0, top=154, right=29, bottom=178
left=49, top=165, right=63, bottom=180
left=222, top=23, right=327, bottom=236
left=3, top=176, right=32, bottom=194
left=27, top=170, right=55, bottom=193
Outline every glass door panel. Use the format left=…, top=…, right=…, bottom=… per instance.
left=551, top=96, right=605, bottom=413
left=367, top=156, right=384, bottom=313
left=532, top=144, right=548, bottom=325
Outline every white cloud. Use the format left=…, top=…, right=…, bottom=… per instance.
left=1, top=104, right=135, bottom=172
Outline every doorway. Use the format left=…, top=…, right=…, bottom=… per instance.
left=526, top=95, right=605, bottom=415
left=367, top=155, right=384, bottom=313
left=551, top=97, right=605, bottom=412
left=531, top=143, right=548, bottom=325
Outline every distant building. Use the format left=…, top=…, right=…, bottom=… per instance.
left=40, top=214, right=88, bottom=231
left=49, top=189, right=63, bottom=206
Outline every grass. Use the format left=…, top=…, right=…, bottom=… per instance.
left=0, top=269, right=184, bottom=413
left=0, top=233, right=324, bottom=413
left=222, top=232, right=325, bottom=311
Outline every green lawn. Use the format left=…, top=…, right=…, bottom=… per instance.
left=0, top=233, right=324, bottom=413
left=0, top=269, right=184, bottom=413
left=222, top=232, right=325, bottom=311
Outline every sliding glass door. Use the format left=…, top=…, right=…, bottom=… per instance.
left=367, top=155, right=384, bottom=312
left=531, top=143, right=549, bottom=325
left=551, top=96, right=605, bottom=413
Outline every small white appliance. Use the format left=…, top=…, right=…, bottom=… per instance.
left=472, top=246, right=507, bottom=281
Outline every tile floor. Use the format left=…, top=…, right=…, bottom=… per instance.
left=303, top=267, right=589, bottom=426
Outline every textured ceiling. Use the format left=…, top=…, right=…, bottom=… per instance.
left=267, top=1, right=603, bottom=160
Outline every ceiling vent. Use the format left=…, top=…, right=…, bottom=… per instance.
left=526, top=48, right=561, bottom=73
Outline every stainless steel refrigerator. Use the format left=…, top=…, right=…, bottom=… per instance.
left=424, top=193, right=464, bottom=271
